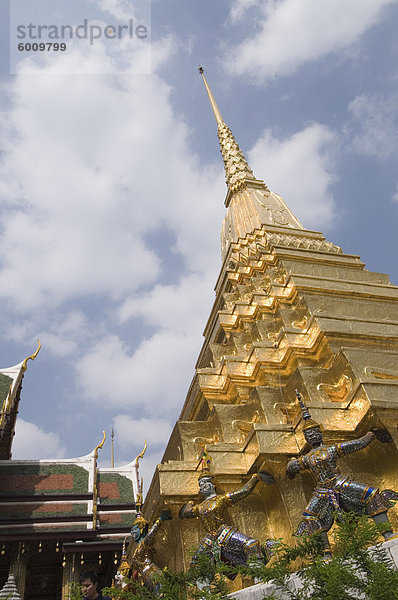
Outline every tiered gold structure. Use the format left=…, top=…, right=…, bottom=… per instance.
left=144, top=70, right=398, bottom=574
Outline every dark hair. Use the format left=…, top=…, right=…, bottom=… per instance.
left=80, top=571, right=98, bottom=584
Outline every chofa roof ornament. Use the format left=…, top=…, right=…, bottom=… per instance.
left=132, top=441, right=148, bottom=530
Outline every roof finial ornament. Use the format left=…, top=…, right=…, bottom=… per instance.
left=22, top=339, right=41, bottom=372
left=94, top=430, right=106, bottom=460
left=198, top=66, right=255, bottom=192
left=134, top=441, right=147, bottom=511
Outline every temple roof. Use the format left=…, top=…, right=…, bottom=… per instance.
left=0, top=452, right=138, bottom=540
left=0, top=341, right=41, bottom=460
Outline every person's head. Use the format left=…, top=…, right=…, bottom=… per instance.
left=304, top=425, right=323, bottom=448
left=80, top=572, right=98, bottom=599
left=198, top=475, right=216, bottom=498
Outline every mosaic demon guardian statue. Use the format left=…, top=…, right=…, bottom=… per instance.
left=179, top=451, right=275, bottom=577
left=130, top=508, right=172, bottom=595
left=287, top=390, right=398, bottom=556
left=126, top=441, right=172, bottom=596
left=113, top=538, right=131, bottom=590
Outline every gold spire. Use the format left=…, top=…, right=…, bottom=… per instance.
left=199, top=66, right=255, bottom=193
left=198, top=67, right=305, bottom=258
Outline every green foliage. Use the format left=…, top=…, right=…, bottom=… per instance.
left=236, top=513, right=398, bottom=600
left=102, top=578, right=154, bottom=600
left=103, top=552, right=230, bottom=600
left=104, top=514, right=398, bottom=600
left=69, top=582, right=84, bottom=600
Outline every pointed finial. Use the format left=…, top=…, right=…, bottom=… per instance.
left=198, top=66, right=224, bottom=125
left=198, top=67, right=255, bottom=192
left=94, top=430, right=106, bottom=460
left=197, top=448, right=214, bottom=481
left=134, top=441, right=147, bottom=509
left=22, top=339, right=41, bottom=372
left=295, top=390, right=321, bottom=431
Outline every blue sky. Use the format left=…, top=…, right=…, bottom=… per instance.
left=0, top=0, right=397, bottom=486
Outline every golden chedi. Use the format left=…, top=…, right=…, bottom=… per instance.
left=143, top=68, right=398, bottom=576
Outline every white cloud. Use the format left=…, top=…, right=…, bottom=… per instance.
left=225, top=0, right=395, bottom=81
left=37, top=311, right=92, bottom=357
left=76, top=271, right=219, bottom=413
left=96, top=0, right=137, bottom=21
left=248, top=123, right=338, bottom=228
left=13, top=419, right=66, bottom=459
left=75, top=329, right=202, bottom=412
left=0, top=14, right=226, bottom=475
left=112, top=415, right=171, bottom=494
left=0, top=36, right=224, bottom=318
left=229, top=0, right=258, bottom=22
left=119, top=273, right=215, bottom=333
left=346, top=92, right=398, bottom=159
left=113, top=415, right=172, bottom=448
